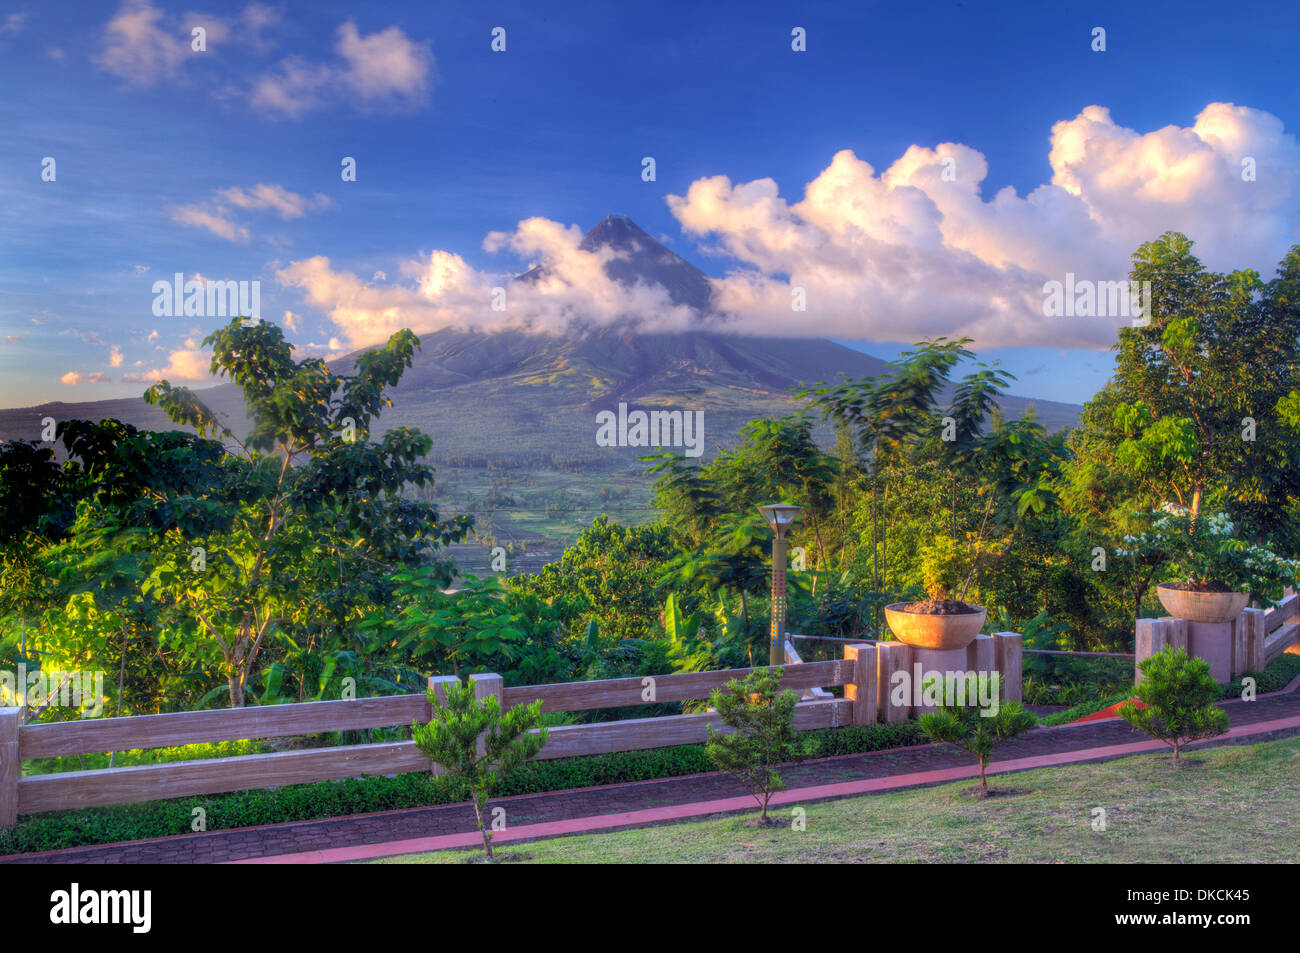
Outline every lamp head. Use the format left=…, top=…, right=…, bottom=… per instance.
left=758, top=503, right=803, bottom=539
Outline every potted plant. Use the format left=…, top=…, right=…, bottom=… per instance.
left=1119, top=505, right=1300, bottom=623
left=884, top=535, right=989, bottom=650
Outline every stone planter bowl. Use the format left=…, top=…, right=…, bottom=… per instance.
left=883, top=603, right=987, bottom=650
left=1155, top=583, right=1249, bottom=624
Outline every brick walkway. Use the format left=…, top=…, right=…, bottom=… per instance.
left=5, top=681, right=1298, bottom=865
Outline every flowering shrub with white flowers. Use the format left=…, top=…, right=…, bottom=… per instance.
left=1116, top=504, right=1300, bottom=602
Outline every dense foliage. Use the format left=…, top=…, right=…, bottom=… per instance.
left=3, top=231, right=1300, bottom=734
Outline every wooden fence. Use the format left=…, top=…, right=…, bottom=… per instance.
left=0, top=632, right=1031, bottom=828
left=0, top=642, right=858, bottom=827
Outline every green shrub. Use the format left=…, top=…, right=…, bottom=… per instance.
left=1121, top=647, right=1228, bottom=762
left=705, top=668, right=805, bottom=825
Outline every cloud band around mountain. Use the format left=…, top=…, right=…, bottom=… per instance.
left=278, top=102, right=1300, bottom=352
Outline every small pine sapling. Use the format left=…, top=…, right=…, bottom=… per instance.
left=706, top=667, right=807, bottom=825
left=412, top=678, right=547, bottom=862
left=1120, top=646, right=1228, bottom=763
left=918, top=673, right=1034, bottom=795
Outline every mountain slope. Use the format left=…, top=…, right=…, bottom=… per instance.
left=0, top=217, right=1082, bottom=462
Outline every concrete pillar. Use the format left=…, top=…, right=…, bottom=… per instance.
left=1187, top=621, right=1232, bottom=683
left=910, top=646, right=971, bottom=714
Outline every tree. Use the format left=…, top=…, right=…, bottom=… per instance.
left=918, top=677, right=1035, bottom=795
left=130, top=318, right=471, bottom=706
left=1066, top=234, right=1300, bottom=541
left=412, top=679, right=548, bottom=862
left=705, top=667, right=807, bottom=825
left=1120, top=646, right=1228, bottom=763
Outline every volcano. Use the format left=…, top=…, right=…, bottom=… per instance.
left=0, top=216, right=1081, bottom=467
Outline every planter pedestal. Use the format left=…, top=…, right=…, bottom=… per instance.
left=910, top=646, right=971, bottom=714
left=1134, top=609, right=1267, bottom=685
left=1186, top=621, right=1232, bottom=683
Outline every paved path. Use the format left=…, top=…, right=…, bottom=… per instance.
left=5, top=678, right=1298, bottom=865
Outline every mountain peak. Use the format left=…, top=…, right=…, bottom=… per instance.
left=518, top=214, right=715, bottom=313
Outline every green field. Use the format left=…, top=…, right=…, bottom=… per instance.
left=373, top=736, right=1300, bottom=863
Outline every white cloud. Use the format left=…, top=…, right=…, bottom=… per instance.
left=277, top=216, right=696, bottom=350
left=170, top=204, right=250, bottom=242
left=0, top=13, right=29, bottom=37
left=664, top=102, right=1300, bottom=349
left=109, top=345, right=124, bottom=367
left=86, top=371, right=111, bottom=384
left=274, top=102, right=1300, bottom=353
left=96, top=2, right=280, bottom=86
left=217, top=183, right=333, bottom=220
left=60, top=371, right=81, bottom=385
left=97, top=1, right=193, bottom=85
left=250, top=21, right=431, bottom=117
left=121, top=347, right=210, bottom=382
left=282, top=310, right=299, bottom=332
left=171, top=183, right=330, bottom=242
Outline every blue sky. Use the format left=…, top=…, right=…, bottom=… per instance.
left=3, top=0, right=1299, bottom=407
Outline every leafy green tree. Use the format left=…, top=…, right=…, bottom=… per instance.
left=706, top=667, right=807, bottom=825
left=1066, top=234, right=1300, bottom=539
left=412, top=679, right=548, bottom=862
left=35, top=319, right=469, bottom=708
left=369, top=571, right=569, bottom=685
left=1120, top=646, right=1228, bottom=762
left=512, top=515, right=678, bottom=645
left=918, top=679, right=1035, bottom=795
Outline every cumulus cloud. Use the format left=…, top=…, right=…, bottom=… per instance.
left=121, top=348, right=211, bottom=382
left=277, top=216, right=697, bottom=350
left=98, top=1, right=210, bottom=85
left=665, top=102, right=1300, bottom=349
left=274, top=102, right=1300, bottom=352
left=96, top=1, right=273, bottom=85
left=109, top=345, right=124, bottom=367
left=250, top=21, right=431, bottom=117
left=60, top=371, right=81, bottom=385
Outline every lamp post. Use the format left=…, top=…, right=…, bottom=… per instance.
left=758, top=504, right=803, bottom=668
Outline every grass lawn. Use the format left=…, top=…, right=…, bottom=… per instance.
left=373, top=736, right=1300, bottom=864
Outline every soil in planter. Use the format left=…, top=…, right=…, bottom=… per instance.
left=1162, top=581, right=1235, bottom=593
left=900, top=599, right=980, bottom=614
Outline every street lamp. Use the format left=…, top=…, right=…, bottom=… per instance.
left=758, top=503, right=804, bottom=667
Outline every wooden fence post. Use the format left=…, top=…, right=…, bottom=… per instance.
left=992, top=632, right=1022, bottom=701
left=1234, top=608, right=1266, bottom=677
left=424, top=675, right=460, bottom=776
left=470, top=673, right=504, bottom=756
left=843, top=643, right=877, bottom=726
left=1134, top=619, right=1163, bottom=685
left=1, top=707, right=19, bottom=828
left=876, top=641, right=912, bottom=724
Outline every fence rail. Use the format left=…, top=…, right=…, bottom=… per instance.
left=1, top=634, right=1024, bottom=828
left=0, top=646, right=866, bottom=827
